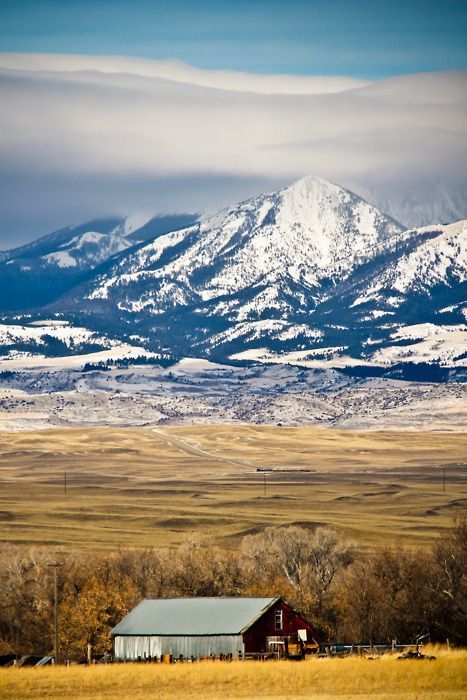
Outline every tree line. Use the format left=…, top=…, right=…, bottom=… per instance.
left=0, top=517, right=465, bottom=661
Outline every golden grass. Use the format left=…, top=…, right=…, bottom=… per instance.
left=0, top=648, right=466, bottom=699
left=0, top=426, right=465, bottom=550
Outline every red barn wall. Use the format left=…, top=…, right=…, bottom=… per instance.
left=242, top=599, right=315, bottom=653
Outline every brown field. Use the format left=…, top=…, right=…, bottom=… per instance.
left=0, top=648, right=466, bottom=700
left=0, top=425, right=466, bottom=550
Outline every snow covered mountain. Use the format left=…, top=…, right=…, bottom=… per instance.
left=61, top=176, right=398, bottom=346
left=92, top=176, right=402, bottom=302
left=1, top=176, right=464, bottom=375
left=302, top=220, right=467, bottom=369
left=64, top=175, right=464, bottom=370
left=0, top=213, right=197, bottom=312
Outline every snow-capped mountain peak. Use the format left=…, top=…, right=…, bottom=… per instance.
left=98, top=173, right=403, bottom=305
left=79, top=175, right=409, bottom=353
left=0, top=212, right=199, bottom=312
left=42, top=229, right=131, bottom=269
left=1, top=176, right=464, bottom=373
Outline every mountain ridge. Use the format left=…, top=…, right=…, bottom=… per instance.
left=0, top=176, right=465, bottom=375
left=0, top=213, right=198, bottom=312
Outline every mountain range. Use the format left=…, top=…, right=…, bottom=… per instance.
left=0, top=213, right=197, bottom=310
left=0, top=176, right=465, bottom=377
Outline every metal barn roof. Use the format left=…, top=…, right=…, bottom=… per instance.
left=111, top=597, right=279, bottom=636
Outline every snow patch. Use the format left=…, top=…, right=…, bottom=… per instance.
left=43, top=250, right=77, bottom=268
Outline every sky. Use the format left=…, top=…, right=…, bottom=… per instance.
left=0, top=1, right=466, bottom=247
left=1, top=0, right=467, bottom=80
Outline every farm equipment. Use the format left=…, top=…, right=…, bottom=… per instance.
left=267, top=632, right=319, bottom=659
left=397, top=634, right=436, bottom=660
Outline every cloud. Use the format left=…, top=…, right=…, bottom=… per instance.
left=0, top=53, right=369, bottom=94
left=0, top=54, right=466, bottom=246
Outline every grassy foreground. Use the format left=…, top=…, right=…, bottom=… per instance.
left=0, top=426, right=466, bottom=550
left=0, top=649, right=466, bottom=700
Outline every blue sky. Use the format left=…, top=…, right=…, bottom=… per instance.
left=0, top=0, right=466, bottom=79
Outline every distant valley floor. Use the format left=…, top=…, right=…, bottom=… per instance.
left=0, top=424, right=465, bottom=551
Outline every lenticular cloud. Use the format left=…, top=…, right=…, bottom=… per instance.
left=0, top=53, right=466, bottom=245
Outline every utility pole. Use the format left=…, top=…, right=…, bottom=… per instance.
left=442, top=467, right=446, bottom=494
left=263, top=471, right=267, bottom=498
left=64, top=471, right=67, bottom=497
left=47, top=563, right=63, bottom=664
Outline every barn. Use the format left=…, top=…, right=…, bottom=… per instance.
left=111, top=597, right=317, bottom=661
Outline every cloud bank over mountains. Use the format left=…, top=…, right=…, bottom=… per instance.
left=0, top=53, right=466, bottom=247
left=0, top=53, right=369, bottom=94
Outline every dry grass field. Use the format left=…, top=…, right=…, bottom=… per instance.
left=0, top=648, right=466, bottom=700
left=0, top=425, right=465, bottom=550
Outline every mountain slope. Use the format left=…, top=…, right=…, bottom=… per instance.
left=2, top=176, right=464, bottom=373
left=68, top=176, right=465, bottom=367
left=65, top=176, right=406, bottom=354
left=0, top=214, right=198, bottom=312
left=88, top=176, right=403, bottom=306
left=294, top=219, right=467, bottom=367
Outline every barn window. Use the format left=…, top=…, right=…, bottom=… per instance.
left=275, top=609, right=283, bottom=631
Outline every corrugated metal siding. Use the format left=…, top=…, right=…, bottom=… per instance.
left=114, top=635, right=244, bottom=660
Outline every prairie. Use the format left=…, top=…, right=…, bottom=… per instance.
left=0, top=649, right=466, bottom=700
left=0, top=425, right=465, bottom=550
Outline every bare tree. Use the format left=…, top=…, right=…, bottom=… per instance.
left=241, top=525, right=354, bottom=635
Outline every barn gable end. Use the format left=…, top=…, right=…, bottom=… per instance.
left=242, top=598, right=316, bottom=654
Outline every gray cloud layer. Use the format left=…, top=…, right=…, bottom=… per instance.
left=0, top=54, right=466, bottom=247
